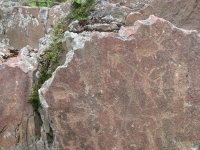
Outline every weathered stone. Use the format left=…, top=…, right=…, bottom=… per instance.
left=0, top=1, right=70, bottom=49
left=90, top=2, right=132, bottom=24
left=102, top=0, right=200, bottom=31
left=0, top=46, right=38, bottom=149
left=39, top=15, right=200, bottom=149
left=108, top=0, right=149, bottom=9
left=125, top=4, right=153, bottom=25
left=68, top=21, right=120, bottom=32
left=68, top=20, right=84, bottom=33
left=46, top=2, right=71, bottom=32
left=1, top=6, right=44, bottom=49
left=151, top=0, right=200, bottom=31
left=0, top=46, right=9, bottom=63
left=126, top=12, right=144, bottom=25
left=1, top=0, right=200, bottom=149
left=86, top=23, right=120, bottom=32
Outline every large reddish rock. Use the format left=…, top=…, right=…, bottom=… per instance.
left=1, top=6, right=45, bottom=49
left=40, top=15, right=200, bottom=149
left=0, top=46, right=39, bottom=149
left=109, top=0, right=200, bottom=32
left=151, top=0, right=200, bottom=31
left=0, top=2, right=70, bottom=49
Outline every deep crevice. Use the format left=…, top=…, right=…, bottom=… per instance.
left=46, top=125, right=54, bottom=146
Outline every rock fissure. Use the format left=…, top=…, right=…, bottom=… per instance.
left=184, top=0, right=199, bottom=22
left=0, top=125, right=7, bottom=134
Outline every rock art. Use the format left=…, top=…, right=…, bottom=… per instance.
left=1, top=0, right=200, bottom=149
left=40, top=15, right=200, bottom=149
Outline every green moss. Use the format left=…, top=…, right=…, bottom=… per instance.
left=27, top=0, right=68, bottom=7
left=28, top=84, right=41, bottom=114
left=28, top=0, right=95, bottom=113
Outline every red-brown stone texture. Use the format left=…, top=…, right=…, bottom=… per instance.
left=0, top=65, right=32, bottom=148
left=151, top=0, right=200, bottom=31
left=40, top=15, right=200, bottom=149
left=0, top=47, right=38, bottom=149
left=0, top=2, right=70, bottom=49
left=2, top=6, right=44, bottom=49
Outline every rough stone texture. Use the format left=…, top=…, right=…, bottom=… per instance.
left=151, top=0, right=200, bottom=32
left=0, top=1, right=70, bottom=49
left=90, top=2, right=132, bottom=24
left=0, top=6, right=44, bottom=49
left=104, top=0, right=200, bottom=31
left=109, top=0, right=200, bottom=31
left=0, top=46, right=39, bottom=149
left=68, top=21, right=120, bottom=33
left=46, top=2, right=71, bottom=32
left=1, top=0, right=200, bottom=149
left=40, top=15, right=200, bottom=149
left=125, top=4, right=153, bottom=25
left=108, top=0, right=149, bottom=9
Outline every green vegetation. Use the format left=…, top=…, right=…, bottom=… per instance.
left=28, top=19, right=66, bottom=113
left=69, top=0, right=94, bottom=20
left=27, top=0, right=67, bottom=7
left=28, top=0, right=95, bottom=113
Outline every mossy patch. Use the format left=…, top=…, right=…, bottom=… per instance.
left=27, top=0, right=67, bottom=7
left=28, top=0, right=95, bottom=113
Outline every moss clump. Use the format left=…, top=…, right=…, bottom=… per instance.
left=28, top=0, right=95, bottom=113
left=27, top=0, right=67, bottom=7
left=28, top=85, right=41, bottom=113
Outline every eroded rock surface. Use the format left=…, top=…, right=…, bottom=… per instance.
left=105, top=0, right=200, bottom=31
left=0, top=1, right=70, bottom=49
left=1, top=0, right=200, bottom=149
left=40, top=15, right=200, bottom=149
left=151, top=0, right=200, bottom=32
left=0, top=46, right=39, bottom=149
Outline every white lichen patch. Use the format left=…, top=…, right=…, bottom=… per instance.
left=3, top=132, right=11, bottom=139
left=192, top=145, right=199, bottom=150
left=38, top=7, right=48, bottom=25
left=7, top=7, right=40, bottom=29
left=63, top=31, right=92, bottom=50
left=0, top=38, right=10, bottom=47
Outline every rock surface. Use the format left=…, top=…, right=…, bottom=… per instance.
left=106, top=0, right=200, bottom=31
left=151, top=0, right=200, bottom=31
left=0, top=1, right=70, bottom=49
left=1, top=0, right=200, bottom=149
left=40, top=15, right=200, bottom=149
left=0, top=46, right=39, bottom=149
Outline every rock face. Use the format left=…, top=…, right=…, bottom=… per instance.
left=107, top=0, right=200, bottom=32
left=1, top=0, right=200, bottom=149
left=151, top=0, right=200, bottom=31
left=0, top=46, right=39, bottom=149
left=0, top=1, right=70, bottom=49
left=40, top=15, right=200, bottom=149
